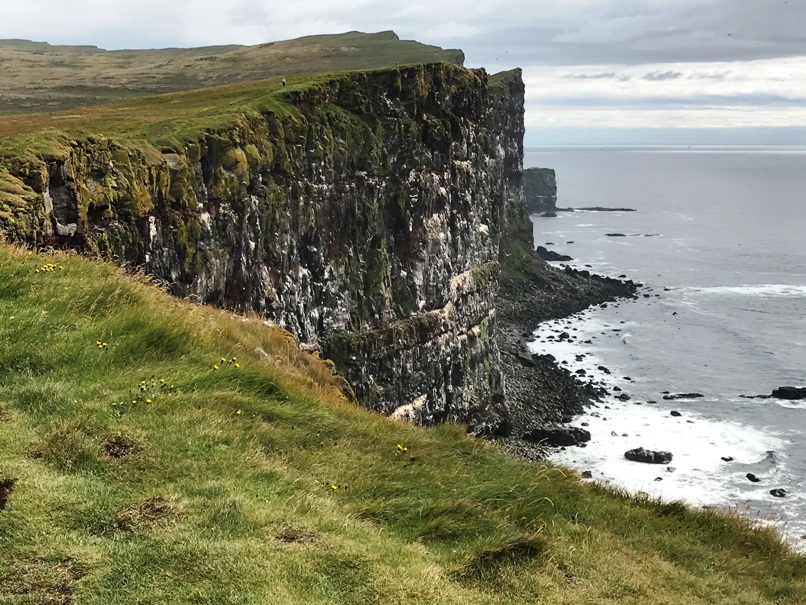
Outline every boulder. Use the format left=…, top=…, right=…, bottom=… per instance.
left=515, top=349, right=536, bottom=368
left=770, top=489, right=787, bottom=498
left=662, top=393, right=704, bottom=400
left=746, top=473, right=761, bottom=483
left=535, top=245, right=572, bottom=262
left=624, top=447, right=673, bottom=464
left=771, top=386, right=806, bottom=400
left=522, top=425, right=591, bottom=447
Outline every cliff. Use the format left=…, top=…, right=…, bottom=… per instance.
left=0, top=63, right=523, bottom=433
left=523, top=167, right=557, bottom=215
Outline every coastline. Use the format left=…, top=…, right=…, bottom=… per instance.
left=493, top=236, right=639, bottom=459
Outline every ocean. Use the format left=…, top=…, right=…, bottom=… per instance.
left=523, top=146, right=806, bottom=550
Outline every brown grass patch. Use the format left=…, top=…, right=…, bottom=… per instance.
left=274, top=523, right=321, bottom=545
left=116, top=496, right=181, bottom=531
left=13, top=561, right=81, bottom=605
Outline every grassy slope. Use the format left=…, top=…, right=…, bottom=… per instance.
left=0, top=243, right=804, bottom=603
left=0, top=31, right=463, bottom=117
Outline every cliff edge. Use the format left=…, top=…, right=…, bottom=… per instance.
left=0, top=63, right=523, bottom=433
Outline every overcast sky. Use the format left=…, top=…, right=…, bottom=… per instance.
left=2, top=0, right=805, bottom=145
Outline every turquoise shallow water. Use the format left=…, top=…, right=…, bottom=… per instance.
left=524, top=146, right=806, bottom=549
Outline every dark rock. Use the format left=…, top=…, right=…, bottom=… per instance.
left=535, top=245, right=572, bottom=262
left=606, top=233, right=626, bottom=237
left=576, top=207, right=637, bottom=212
left=522, top=425, right=592, bottom=447
left=670, top=410, right=682, bottom=417
left=616, top=393, right=631, bottom=401
left=580, top=470, right=593, bottom=479
left=515, top=350, right=536, bottom=368
left=663, top=393, right=704, bottom=400
left=770, top=489, right=787, bottom=498
left=523, top=168, right=557, bottom=215
left=746, top=473, right=761, bottom=483
left=625, top=447, right=673, bottom=464
left=721, top=456, right=734, bottom=462
left=771, top=386, right=806, bottom=400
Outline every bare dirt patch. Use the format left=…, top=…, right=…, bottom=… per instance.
left=116, top=496, right=180, bottom=531
left=0, top=478, right=15, bottom=511
left=103, top=433, right=142, bottom=460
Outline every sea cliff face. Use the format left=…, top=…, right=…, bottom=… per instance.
left=1, top=64, right=524, bottom=433
left=523, top=167, right=557, bottom=215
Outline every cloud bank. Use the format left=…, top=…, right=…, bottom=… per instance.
left=2, top=0, right=805, bottom=143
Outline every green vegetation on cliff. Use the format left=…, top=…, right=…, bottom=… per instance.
left=0, top=242, right=803, bottom=603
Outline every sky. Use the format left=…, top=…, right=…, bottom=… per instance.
left=2, top=0, right=805, bottom=145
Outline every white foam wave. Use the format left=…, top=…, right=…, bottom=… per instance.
left=686, top=284, right=806, bottom=298
left=551, top=403, right=786, bottom=509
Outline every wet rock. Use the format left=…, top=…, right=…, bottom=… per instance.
left=721, top=456, right=734, bottom=462
left=522, top=425, right=592, bottom=447
left=771, top=386, right=806, bottom=400
left=535, top=246, right=572, bottom=262
left=670, top=410, right=682, bottom=417
left=580, top=470, right=593, bottom=479
left=770, top=488, right=787, bottom=498
left=746, top=473, right=761, bottom=483
left=624, top=447, right=673, bottom=464
left=616, top=393, right=630, bottom=401
left=515, top=350, right=536, bottom=368
left=663, top=393, right=704, bottom=400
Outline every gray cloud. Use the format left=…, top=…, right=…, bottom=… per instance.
left=569, top=72, right=630, bottom=81
left=644, top=71, right=682, bottom=81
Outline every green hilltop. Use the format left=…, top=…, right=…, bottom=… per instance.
left=0, top=31, right=463, bottom=116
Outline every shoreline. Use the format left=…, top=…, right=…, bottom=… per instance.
left=493, top=243, right=639, bottom=460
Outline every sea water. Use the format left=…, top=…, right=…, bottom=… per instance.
left=524, top=146, right=806, bottom=549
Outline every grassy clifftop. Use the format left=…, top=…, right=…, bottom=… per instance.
left=0, top=242, right=803, bottom=603
left=0, top=31, right=463, bottom=116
